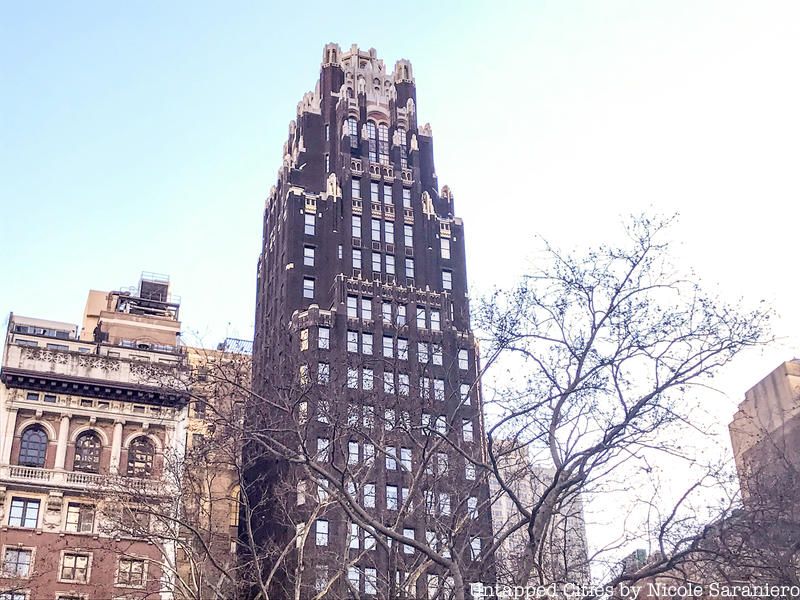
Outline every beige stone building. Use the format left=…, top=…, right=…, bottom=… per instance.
left=0, top=273, right=244, bottom=600
left=489, top=444, right=590, bottom=587
left=729, top=359, right=800, bottom=497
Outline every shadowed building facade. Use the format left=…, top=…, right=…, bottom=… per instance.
left=251, top=44, right=494, bottom=598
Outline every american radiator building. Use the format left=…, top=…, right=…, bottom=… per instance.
left=251, top=44, right=494, bottom=598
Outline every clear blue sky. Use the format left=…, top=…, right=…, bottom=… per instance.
left=2, top=0, right=799, bottom=562
left=1, top=1, right=799, bottom=382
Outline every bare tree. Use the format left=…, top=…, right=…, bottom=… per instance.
left=473, top=214, right=772, bottom=594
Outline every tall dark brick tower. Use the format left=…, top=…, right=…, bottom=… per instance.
left=251, top=43, right=493, bottom=598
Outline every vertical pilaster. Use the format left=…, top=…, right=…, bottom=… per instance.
left=54, top=414, right=71, bottom=470
left=110, top=420, right=124, bottom=474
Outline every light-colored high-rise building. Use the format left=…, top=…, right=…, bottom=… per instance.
left=490, top=445, right=590, bottom=587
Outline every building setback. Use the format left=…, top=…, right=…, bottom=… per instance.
left=250, top=44, right=494, bottom=598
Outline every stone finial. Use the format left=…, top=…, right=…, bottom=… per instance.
left=441, top=185, right=453, bottom=201
left=289, top=120, right=297, bottom=136
left=322, top=43, right=341, bottom=66
left=394, top=59, right=414, bottom=83
left=419, top=122, right=433, bottom=137
left=410, top=134, right=419, bottom=152
left=357, top=76, right=366, bottom=94
left=326, top=173, right=340, bottom=199
left=406, top=98, right=415, bottom=115
left=361, top=123, right=370, bottom=139
left=421, top=191, right=435, bottom=217
left=392, top=129, right=404, bottom=146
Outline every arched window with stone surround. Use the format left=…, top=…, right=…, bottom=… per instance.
left=366, top=121, right=377, bottom=162
left=19, top=425, right=48, bottom=468
left=126, top=436, right=155, bottom=477
left=73, top=431, right=101, bottom=473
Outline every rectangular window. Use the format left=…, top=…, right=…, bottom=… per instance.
left=65, top=503, right=95, bottom=534
left=403, top=528, right=415, bottom=554
left=471, top=538, right=482, bottom=560
left=441, top=237, right=451, bottom=259
left=317, top=478, right=329, bottom=502
left=316, top=520, right=329, bottom=546
left=317, top=438, right=330, bottom=462
left=370, top=182, right=379, bottom=203
left=434, top=379, right=445, bottom=401
left=386, top=254, right=395, bottom=275
left=349, top=523, right=359, bottom=549
left=347, top=367, right=358, bottom=390
left=117, top=557, right=146, bottom=587
left=365, top=567, right=377, bottom=594
left=431, top=309, right=441, bottom=331
left=461, top=383, right=472, bottom=405
left=402, top=188, right=411, bottom=208
left=304, top=213, right=315, bottom=235
left=362, top=333, right=373, bottom=355
left=347, top=295, right=358, bottom=318
left=353, top=248, right=362, bottom=269
left=303, top=277, right=315, bottom=299
left=347, top=330, right=358, bottom=353
left=468, top=496, right=478, bottom=519
left=2, top=547, right=32, bottom=577
left=348, top=441, right=359, bottom=464
left=363, top=368, right=374, bottom=390
left=397, top=338, right=408, bottom=360
left=383, top=183, right=392, bottom=204
left=324, top=153, right=330, bottom=172
left=364, top=483, right=376, bottom=508
left=318, top=327, right=330, bottom=350
left=416, top=306, right=426, bottom=329
left=382, top=301, right=392, bottom=322
left=442, top=270, right=452, bottom=290
left=317, top=362, right=329, bottom=385
left=401, top=447, right=412, bottom=471
left=371, top=218, right=381, bottom=240
left=316, top=565, right=329, bottom=593
left=405, top=258, right=414, bottom=278
left=363, top=442, right=375, bottom=464
left=418, top=342, right=429, bottom=363
left=325, top=124, right=330, bottom=141
left=384, top=372, right=395, bottom=394
left=432, top=344, right=443, bottom=365
left=352, top=214, right=362, bottom=238
left=371, top=251, right=381, bottom=273
left=386, top=446, right=397, bottom=470
left=361, top=298, right=372, bottom=320
left=60, top=552, right=90, bottom=582
left=398, top=373, right=410, bottom=396
left=404, top=225, right=413, bottom=247
left=8, top=498, right=39, bottom=528
left=348, top=566, right=360, bottom=588
left=463, top=420, right=474, bottom=442
left=352, top=178, right=361, bottom=199
left=466, top=463, right=476, bottom=480
left=304, top=245, right=315, bottom=267
left=300, top=328, right=309, bottom=351
left=397, top=304, right=406, bottom=325
left=384, top=221, right=394, bottom=240
left=458, top=349, right=469, bottom=370
left=383, top=335, right=394, bottom=358
left=386, top=485, right=398, bottom=510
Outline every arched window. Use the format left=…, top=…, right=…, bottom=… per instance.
left=19, top=425, right=48, bottom=468
left=366, top=121, right=377, bottom=162
left=378, top=124, right=390, bottom=165
left=229, top=486, right=241, bottom=527
left=73, top=431, right=101, bottom=473
left=347, top=117, right=358, bottom=149
left=127, top=437, right=155, bottom=477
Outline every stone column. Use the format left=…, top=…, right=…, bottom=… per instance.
left=110, top=420, right=124, bottom=474
left=54, top=414, right=71, bottom=470
left=0, top=408, right=18, bottom=465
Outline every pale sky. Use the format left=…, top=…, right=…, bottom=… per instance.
left=2, top=0, right=799, bottom=571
